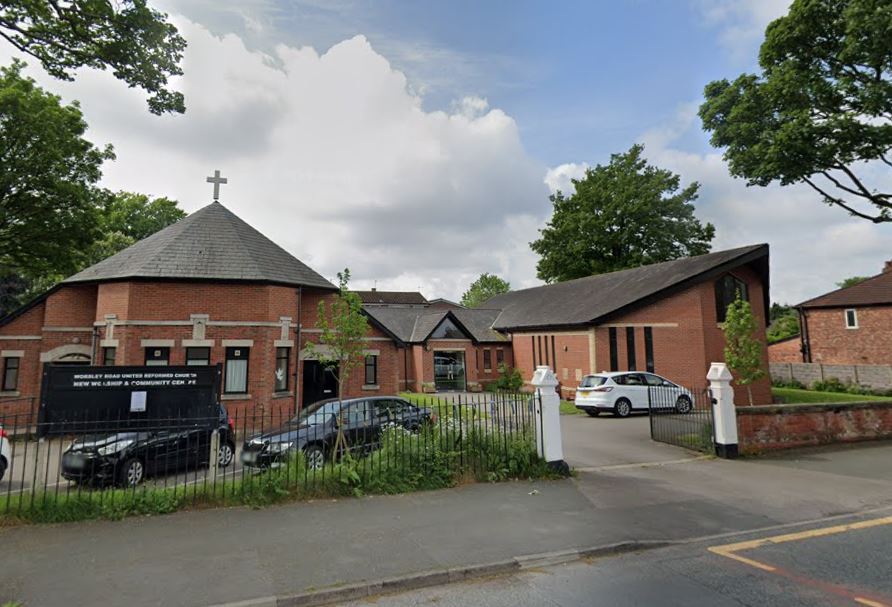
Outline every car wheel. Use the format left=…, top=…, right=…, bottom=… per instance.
left=584, top=409, right=600, bottom=417
left=613, top=398, right=632, bottom=418
left=0, top=458, right=6, bottom=482
left=675, top=395, right=693, bottom=414
left=304, top=445, right=325, bottom=470
left=218, top=441, right=235, bottom=468
left=118, top=458, right=144, bottom=487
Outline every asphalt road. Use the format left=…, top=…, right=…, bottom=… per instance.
left=342, top=513, right=892, bottom=607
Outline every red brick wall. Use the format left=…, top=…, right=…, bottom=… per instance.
left=96, top=282, right=131, bottom=320
left=737, top=402, right=892, bottom=453
left=768, top=337, right=802, bottom=363
left=803, top=305, right=892, bottom=365
left=44, top=285, right=96, bottom=327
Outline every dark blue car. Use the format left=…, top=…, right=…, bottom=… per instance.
left=240, top=396, right=433, bottom=469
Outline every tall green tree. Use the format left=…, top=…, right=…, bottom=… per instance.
left=531, top=144, right=715, bottom=283
left=305, top=269, right=370, bottom=412
left=836, top=275, right=871, bottom=289
left=700, top=0, right=892, bottom=223
left=0, top=1, right=186, bottom=114
left=723, top=297, right=767, bottom=406
left=0, top=60, right=113, bottom=279
left=461, top=273, right=510, bottom=308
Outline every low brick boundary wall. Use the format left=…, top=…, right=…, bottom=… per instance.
left=737, top=401, right=892, bottom=453
left=770, top=362, right=892, bottom=390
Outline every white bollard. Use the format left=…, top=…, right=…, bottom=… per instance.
left=707, top=362, right=739, bottom=459
left=530, top=365, right=569, bottom=474
left=209, top=428, right=220, bottom=477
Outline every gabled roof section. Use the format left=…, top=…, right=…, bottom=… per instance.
left=62, top=202, right=336, bottom=290
left=362, top=306, right=508, bottom=344
left=798, top=270, right=892, bottom=308
left=486, top=244, right=769, bottom=331
left=354, top=290, right=428, bottom=305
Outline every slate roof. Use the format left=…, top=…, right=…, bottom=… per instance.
left=798, top=270, right=892, bottom=308
left=363, top=307, right=508, bottom=344
left=485, top=244, right=769, bottom=331
left=63, top=202, right=335, bottom=290
left=354, top=291, right=428, bottom=305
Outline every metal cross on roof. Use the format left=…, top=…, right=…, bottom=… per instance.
left=206, top=170, right=228, bottom=201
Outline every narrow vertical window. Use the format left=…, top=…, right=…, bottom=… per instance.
left=626, top=327, right=636, bottom=371
left=845, top=309, right=858, bottom=329
left=496, top=349, right=505, bottom=367
left=532, top=335, right=537, bottom=367
left=275, top=347, right=290, bottom=391
left=145, top=347, right=169, bottom=366
left=2, top=357, right=20, bottom=391
left=102, top=347, right=116, bottom=366
left=186, top=347, right=210, bottom=366
left=364, top=354, right=378, bottom=385
left=644, top=327, right=654, bottom=373
left=609, top=328, right=618, bottom=372
left=551, top=335, right=556, bottom=369
left=483, top=349, right=492, bottom=371
left=224, top=347, right=249, bottom=393
left=538, top=335, right=544, bottom=366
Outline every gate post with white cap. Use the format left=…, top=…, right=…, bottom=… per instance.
left=531, top=365, right=569, bottom=474
left=707, top=362, right=739, bottom=459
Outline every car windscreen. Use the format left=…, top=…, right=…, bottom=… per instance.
left=580, top=376, right=608, bottom=388
left=291, top=401, right=341, bottom=425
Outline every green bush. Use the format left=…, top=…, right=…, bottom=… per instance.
left=494, top=364, right=524, bottom=392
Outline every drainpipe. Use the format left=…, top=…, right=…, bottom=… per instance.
left=798, top=307, right=811, bottom=363
left=90, top=326, right=100, bottom=366
left=293, top=287, right=303, bottom=415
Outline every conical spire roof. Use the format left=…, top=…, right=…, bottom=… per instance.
left=63, top=202, right=335, bottom=290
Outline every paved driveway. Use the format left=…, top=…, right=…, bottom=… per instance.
left=561, top=412, right=698, bottom=469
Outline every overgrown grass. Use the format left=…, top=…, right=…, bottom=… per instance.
left=772, top=387, right=892, bottom=404
left=560, top=400, right=582, bottom=415
left=0, top=421, right=562, bottom=526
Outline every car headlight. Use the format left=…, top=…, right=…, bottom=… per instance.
left=97, top=439, right=134, bottom=456
left=267, top=441, right=293, bottom=454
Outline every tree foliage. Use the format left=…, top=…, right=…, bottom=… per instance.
left=0, top=1, right=186, bottom=114
left=530, top=144, right=715, bottom=283
left=0, top=60, right=112, bottom=278
left=460, top=273, right=510, bottom=308
left=836, top=275, right=871, bottom=289
left=699, top=0, right=892, bottom=223
left=306, top=269, right=370, bottom=408
left=723, top=297, right=766, bottom=405
left=767, top=311, right=800, bottom=344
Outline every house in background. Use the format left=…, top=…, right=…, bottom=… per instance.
left=796, top=261, right=892, bottom=365
left=484, top=244, right=772, bottom=404
left=355, top=290, right=429, bottom=308
left=767, top=335, right=802, bottom=363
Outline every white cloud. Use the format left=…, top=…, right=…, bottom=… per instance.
left=693, top=0, right=792, bottom=61
left=543, top=163, right=588, bottom=195
left=2, top=19, right=551, bottom=301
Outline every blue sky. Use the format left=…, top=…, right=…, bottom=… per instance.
left=7, top=0, right=889, bottom=304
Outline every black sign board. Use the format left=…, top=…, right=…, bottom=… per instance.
left=38, top=364, right=222, bottom=435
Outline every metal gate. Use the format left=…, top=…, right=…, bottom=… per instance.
left=648, top=386, right=716, bottom=454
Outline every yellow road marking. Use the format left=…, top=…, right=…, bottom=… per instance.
left=855, top=598, right=888, bottom=607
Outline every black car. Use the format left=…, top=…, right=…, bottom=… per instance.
left=241, top=396, right=433, bottom=470
left=61, top=405, right=236, bottom=487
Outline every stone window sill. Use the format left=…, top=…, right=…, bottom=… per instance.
left=272, top=392, right=293, bottom=399
left=221, top=393, right=251, bottom=401
left=362, top=384, right=380, bottom=391
left=0, top=391, right=20, bottom=397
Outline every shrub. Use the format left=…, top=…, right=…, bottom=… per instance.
left=494, top=364, right=524, bottom=392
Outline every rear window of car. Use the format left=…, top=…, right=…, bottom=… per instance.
left=580, top=375, right=608, bottom=388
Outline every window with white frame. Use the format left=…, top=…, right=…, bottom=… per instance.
left=2, top=357, right=20, bottom=391
left=275, top=347, right=290, bottom=392
left=845, top=309, right=858, bottom=329
left=225, top=347, right=249, bottom=393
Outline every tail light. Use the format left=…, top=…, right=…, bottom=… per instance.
left=227, top=417, right=234, bottom=431
left=0, top=427, right=6, bottom=439
left=592, top=386, right=613, bottom=392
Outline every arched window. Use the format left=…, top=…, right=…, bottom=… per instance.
left=715, top=274, right=748, bottom=322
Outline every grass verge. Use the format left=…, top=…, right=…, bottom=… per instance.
left=772, top=387, right=892, bottom=404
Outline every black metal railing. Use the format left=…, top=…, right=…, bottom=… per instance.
left=648, top=386, right=715, bottom=454
left=0, top=392, right=541, bottom=518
